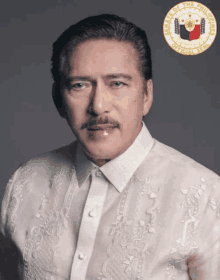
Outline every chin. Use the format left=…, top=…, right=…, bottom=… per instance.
left=76, top=128, right=125, bottom=161
left=87, top=146, right=117, bottom=160
left=83, top=141, right=121, bottom=160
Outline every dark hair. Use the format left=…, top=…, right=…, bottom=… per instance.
left=51, top=14, right=152, bottom=113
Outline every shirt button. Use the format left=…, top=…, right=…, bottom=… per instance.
left=96, top=170, right=102, bottom=177
left=89, top=210, right=96, bottom=217
left=78, top=253, right=85, bottom=260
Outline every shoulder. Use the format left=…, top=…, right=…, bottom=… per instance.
left=18, top=141, right=78, bottom=176
left=149, top=139, right=219, bottom=183
left=8, top=141, right=78, bottom=190
left=1, top=142, right=78, bottom=236
left=139, top=139, right=220, bottom=220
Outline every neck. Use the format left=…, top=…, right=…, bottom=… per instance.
left=92, top=158, right=110, bottom=167
left=84, top=153, right=110, bottom=167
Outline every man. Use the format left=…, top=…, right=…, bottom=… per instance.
left=0, top=14, right=220, bottom=280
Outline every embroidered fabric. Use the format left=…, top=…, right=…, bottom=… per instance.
left=1, top=142, right=220, bottom=280
left=6, top=166, right=38, bottom=236
left=23, top=167, right=78, bottom=280
left=99, top=175, right=161, bottom=280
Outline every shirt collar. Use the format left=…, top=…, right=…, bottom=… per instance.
left=75, top=122, right=154, bottom=192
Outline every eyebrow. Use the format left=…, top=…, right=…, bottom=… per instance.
left=104, top=74, right=132, bottom=81
left=67, top=76, right=92, bottom=82
left=66, top=73, right=133, bottom=83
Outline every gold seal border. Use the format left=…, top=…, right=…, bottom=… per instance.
left=163, top=2, right=217, bottom=54
left=168, top=7, right=215, bottom=52
left=163, top=1, right=217, bottom=55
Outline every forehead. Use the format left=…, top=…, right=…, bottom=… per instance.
left=69, top=39, right=140, bottom=77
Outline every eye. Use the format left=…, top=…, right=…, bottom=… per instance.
left=71, top=82, right=86, bottom=90
left=110, top=81, right=126, bottom=88
left=72, top=83, right=85, bottom=90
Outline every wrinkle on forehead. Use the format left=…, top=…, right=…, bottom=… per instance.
left=69, top=39, right=140, bottom=77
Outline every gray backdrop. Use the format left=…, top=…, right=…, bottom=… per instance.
left=1, top=0, right=220, bottom=204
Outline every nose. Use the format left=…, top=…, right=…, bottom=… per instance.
left=88, top=81, right=111, bottom=116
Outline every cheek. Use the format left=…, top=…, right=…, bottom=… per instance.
left=64, top=98, right=87, bottom=124
left=65, top=93, right=89, bottom=111
left=116, top=96, right=131, bottom=110
left=116, top=89, right=137, bottom=109
left=117, top=93, right=143, bottom=115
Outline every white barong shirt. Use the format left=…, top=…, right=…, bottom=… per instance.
left=1, top=123, right=220, bottom=279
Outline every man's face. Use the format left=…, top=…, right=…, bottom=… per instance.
left=61, top=39, right=153, bottom=165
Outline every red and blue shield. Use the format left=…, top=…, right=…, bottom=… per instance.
left=175, top=15, right=205, bottom=41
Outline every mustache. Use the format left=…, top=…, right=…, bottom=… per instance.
left=81, top=116, right=119, bottom=130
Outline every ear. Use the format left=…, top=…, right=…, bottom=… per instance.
left=143, top=79, right=153, bottom=116
left=52, top=83, right=66, bottom=118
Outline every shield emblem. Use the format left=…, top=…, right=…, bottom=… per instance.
left=175, top=13, right=205, bottom=41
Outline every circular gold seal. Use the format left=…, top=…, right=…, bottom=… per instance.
left=163, top=1, right=217, bottom=55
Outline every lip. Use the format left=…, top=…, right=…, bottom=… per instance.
left=87, top=124, right=118, bottom=131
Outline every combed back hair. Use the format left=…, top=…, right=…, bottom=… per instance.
left=51, top=14, right=152, bottom=113
left=51, top=14, right=152, bottom=85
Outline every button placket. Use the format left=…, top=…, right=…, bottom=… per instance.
left=70, top=169, right=108, bottom=280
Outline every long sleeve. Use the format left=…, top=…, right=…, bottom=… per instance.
left=0, top=168, right=22, bottom=280
left=187, top=177, right=220, bottom=279
left=0, top=135, right=220, bottom=280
